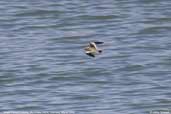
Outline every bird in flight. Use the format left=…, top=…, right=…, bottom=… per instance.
left=84, top=41, right=104, bottom=57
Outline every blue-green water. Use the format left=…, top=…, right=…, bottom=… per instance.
left=0, top=0, right=171, bottom=114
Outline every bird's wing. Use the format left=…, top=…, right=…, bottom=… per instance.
left=89, top=42, right=96, bottom=48
left=94, top=41, right=104, bottom=44
left=86, top=53, right=95, bottom=57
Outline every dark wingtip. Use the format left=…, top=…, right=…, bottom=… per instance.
left=94, top=41, right=104, bottom=44
left=86, top=53, right=95, bottom=57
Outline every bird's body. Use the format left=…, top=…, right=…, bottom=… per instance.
left=84, top=41, right=103, bottom=57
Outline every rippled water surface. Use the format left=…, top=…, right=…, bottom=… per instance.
left=0, top=0, right=171, bottom=114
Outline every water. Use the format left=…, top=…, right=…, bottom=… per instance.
left=0, top=0, right=171, bottom=114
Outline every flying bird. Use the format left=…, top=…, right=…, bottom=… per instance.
left=84, top=41, right=104, bottom=57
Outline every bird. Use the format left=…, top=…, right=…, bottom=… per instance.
left=84, top=41, right=104, bottom=57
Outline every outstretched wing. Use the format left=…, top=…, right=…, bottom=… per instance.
left=86, top=53, right=95, bottom=57
left=94, top=41, right=104, bottom=44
